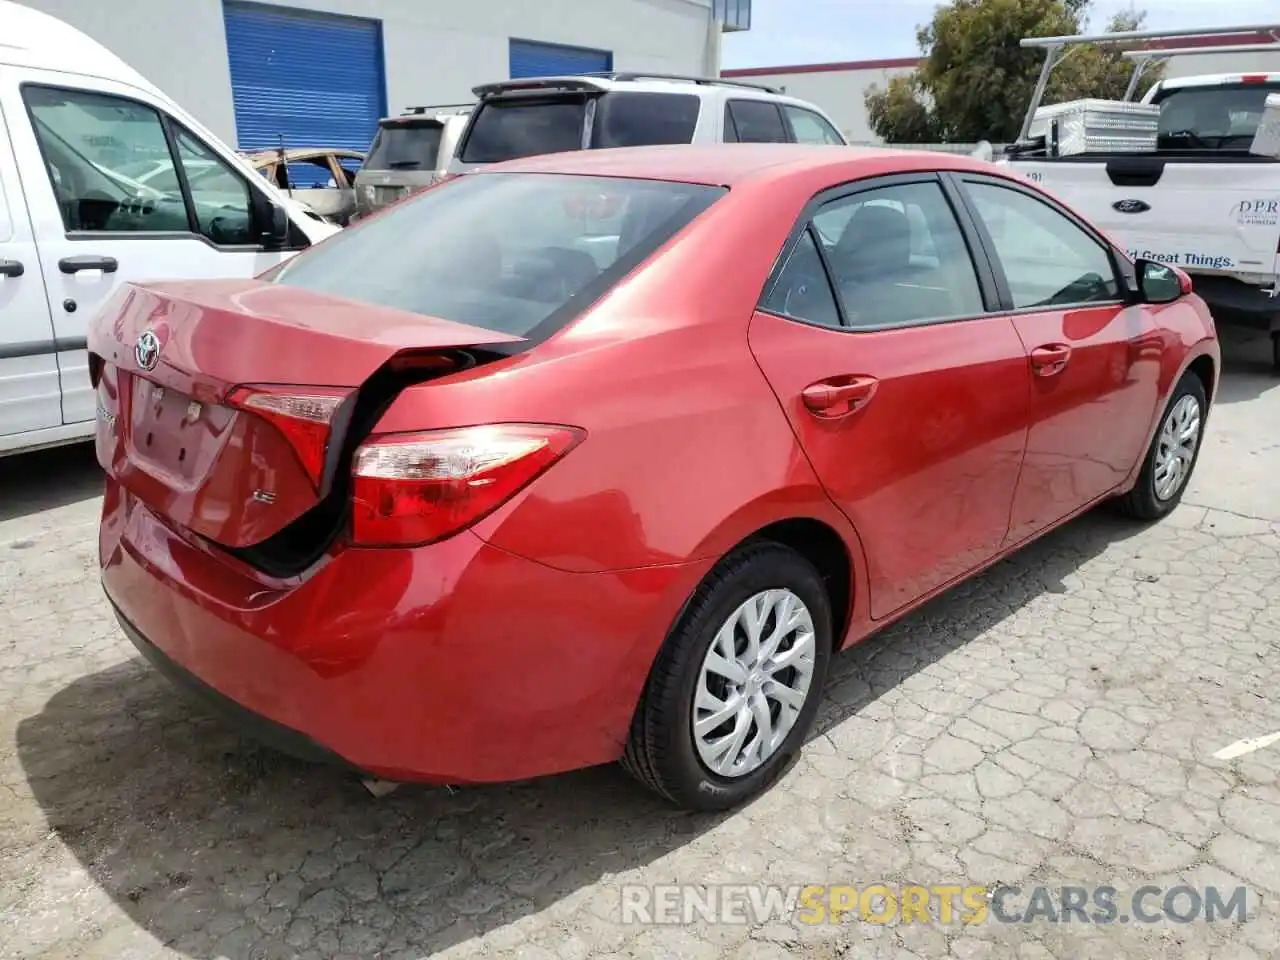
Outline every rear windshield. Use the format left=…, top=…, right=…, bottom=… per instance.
left=1152, top=81, right=1280, bottom=152
left=458, top=97, right=588, bottom=163
left=458, top=91, right=702, bottom=163
left=364, top=120, right=444, bottom=171
left=268, top=172, right=726, bottom=339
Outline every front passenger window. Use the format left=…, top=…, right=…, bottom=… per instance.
left=963, top=181, right=1121, bottom=309
left=23, top=85, right=189, bottom=234
left=173, top=128, right=255, bottom=246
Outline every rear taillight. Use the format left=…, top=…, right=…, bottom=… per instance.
left=227, top=385, right=352, bottom=488
left=350, top=423, right=585, bottom=547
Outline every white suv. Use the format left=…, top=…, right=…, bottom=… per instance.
left=445, top=72, right=847, bottom=173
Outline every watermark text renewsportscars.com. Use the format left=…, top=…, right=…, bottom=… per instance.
left=620, top=883, right=1249, bottom=926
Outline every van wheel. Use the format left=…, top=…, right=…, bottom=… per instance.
left=621, top=543, right=831, bottom=812
left=1117, top=371, right=1207, bottom=521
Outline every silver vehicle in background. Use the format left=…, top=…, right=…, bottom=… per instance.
left=352, top=104, right=472, bottom=219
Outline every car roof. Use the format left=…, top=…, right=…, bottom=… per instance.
left=473, top=143, right=1001, bottom=187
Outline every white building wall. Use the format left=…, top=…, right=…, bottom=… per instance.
left=13, top=0, right=717, bottom=145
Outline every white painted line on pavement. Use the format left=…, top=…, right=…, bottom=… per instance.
left=1213, top=731, right=1280, bottom=761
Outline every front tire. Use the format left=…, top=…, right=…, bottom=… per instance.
left=1117, top=370, right=1207, bottom=521
left=621, top=542, right=832, bottom=812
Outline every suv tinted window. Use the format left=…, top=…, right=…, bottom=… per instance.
left=725, top=100, right=791, bottom=143
left=270, top=173, right=725, bottom=338
left=592, top=92, right=701, bottom=147
left=365, top=120, right=444, bottom=171
left=459, top=97, right=587, bottom=163
left=784, top=105, right=844, bottom=145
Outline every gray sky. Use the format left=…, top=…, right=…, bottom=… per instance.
left=720, top=0, right=1279, bottom=68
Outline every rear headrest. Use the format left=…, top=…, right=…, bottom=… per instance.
left=834, top=204, right=912, bottom=279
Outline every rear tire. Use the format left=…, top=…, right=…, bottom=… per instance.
left=1117, top=370, right=1207, bottom=521
left=621, top=542, right=832, bottom=812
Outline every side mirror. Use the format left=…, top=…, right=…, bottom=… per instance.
left=1135, top=258, right=1189, bottom=304
left=266, top=202, right=289, bottom=243
left=251, top=189, right=291, bottom=247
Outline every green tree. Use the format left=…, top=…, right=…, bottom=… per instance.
left=864, top=0, right=1164, bottom=143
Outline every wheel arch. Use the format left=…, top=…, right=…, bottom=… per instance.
left=681, top=494, right=867, bottom=653
left=1122, top=342, right=1218, bottom=491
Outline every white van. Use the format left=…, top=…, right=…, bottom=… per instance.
left=0, top=1, right=340, bottom=456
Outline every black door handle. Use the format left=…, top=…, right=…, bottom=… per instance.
left=59, top=255, right=118, bottom=275
left=0, top=259, right=22, bottom=278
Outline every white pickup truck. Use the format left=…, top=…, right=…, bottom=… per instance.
left=999, top=23, right=1280, bottom=371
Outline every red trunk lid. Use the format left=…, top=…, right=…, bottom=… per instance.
left=89, top=279, right=522, bottom=549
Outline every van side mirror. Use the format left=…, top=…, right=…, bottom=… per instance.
left=251, top=190, right=291, bottom=248
left=265, top=203, right=289, bottom=244
left=1135, top=259, right=1188, bottom=304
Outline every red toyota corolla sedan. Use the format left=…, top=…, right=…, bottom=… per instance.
left=90, top=145, right=1218, bottom=812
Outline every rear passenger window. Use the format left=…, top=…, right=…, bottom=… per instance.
left=813, top=181, right=985, bottom=328
left=963, top=181, right=1121, bottom=309
left=725, top=100, right=790, bottom=143
left=761, top=229, right=841, bottom=328
left=592, top=92, right=701, bottom=147
left=784, top=106, right=844, bottom=145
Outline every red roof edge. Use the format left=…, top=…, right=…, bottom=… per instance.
left=1141, top=30, right=1278, bottom=51
left=721, top=57, right=923, bottom=77
left=721, top=31, right=1278, bottom=78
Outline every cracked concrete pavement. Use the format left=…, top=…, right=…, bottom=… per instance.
left=0, top=329, right=1278, bottom=959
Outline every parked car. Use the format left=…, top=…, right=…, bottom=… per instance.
left=444, top=72, right=848, bottom=178
left=352, top=105, right=472, bottom=219
left=90, top=144, right=1218, bottom=812
left=246, top=146, right=366, bottom=225
left=0, top=0, right=339, bottom=458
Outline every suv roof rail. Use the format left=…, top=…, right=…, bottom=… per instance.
left=471, top=72, right=782, bottom=98
left=584, top=71, right=783, bottom=94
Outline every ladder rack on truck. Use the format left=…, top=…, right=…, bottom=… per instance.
left=1002, top=23, right=1280, bottom=371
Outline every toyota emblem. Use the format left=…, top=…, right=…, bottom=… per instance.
left=135, top=330, right=161, bottom=371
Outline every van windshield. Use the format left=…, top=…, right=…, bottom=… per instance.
left=268, top=172, right=725, bottom=340
left=364, top=120, right=445, bottom=171
left=1153, top=81, right=1280, bottom=152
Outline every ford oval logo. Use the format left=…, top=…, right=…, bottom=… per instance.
left=135, top=330, right=161, bottom=371
left=1112, top=199, right=1150, bottom=215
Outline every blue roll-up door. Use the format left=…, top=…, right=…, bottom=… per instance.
left=223, top=1, right=386, bottom=153
left=509, top=39, right=612, bottom=78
